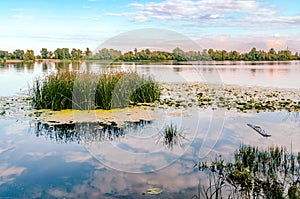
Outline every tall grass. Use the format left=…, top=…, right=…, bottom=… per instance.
left=31, top=71, right=76, bottom=110
left=30, top=71, right=160, bottom=110
left=196, top=145, right=300, bottom=198
left=158, top=123, right=186, bottom=149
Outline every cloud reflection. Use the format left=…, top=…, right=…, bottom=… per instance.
left=0, top=165, right=26, bottom=186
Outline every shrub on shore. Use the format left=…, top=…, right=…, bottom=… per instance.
left=30, top=71, right=160, bottom=110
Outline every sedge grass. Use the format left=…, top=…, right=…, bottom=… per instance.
left=30, top=71, right=160, bottom=110
left=158, top=123, right=186, bottom=149
left=196, top=145, right=300, bottom=198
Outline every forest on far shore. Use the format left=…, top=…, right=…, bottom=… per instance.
left=1, top=47, right=299, bottom=62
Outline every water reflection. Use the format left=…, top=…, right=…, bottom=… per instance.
left=1, top=61, right=300, bottom=96
left=173, top=67, right=183, bottom=72
left=283, top=111, right=300, bottom=124
left=250, top=68, right=256, bottom=76
left=35, top=120, right=151, bottom=144
left=1, top=109, right=300, bottom=198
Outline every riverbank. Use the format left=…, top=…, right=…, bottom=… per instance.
left=1, top=59, right=67, bottom=63
left=1, top=59, right=300, bottom=65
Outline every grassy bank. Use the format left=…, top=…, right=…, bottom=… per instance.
left=30, top=71, right=160, bottom=110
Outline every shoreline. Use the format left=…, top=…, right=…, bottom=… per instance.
left=1, top=59, right=68, bottom=63
left=1, top=59, right=300, bottom=65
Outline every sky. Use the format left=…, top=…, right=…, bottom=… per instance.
left=0, top=0, right=300, bottom=53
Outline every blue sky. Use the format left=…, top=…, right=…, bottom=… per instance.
left=0, top=0, right=300, bottom=53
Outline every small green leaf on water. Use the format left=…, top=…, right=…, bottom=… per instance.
left=147, top=187, right=163, bottom=195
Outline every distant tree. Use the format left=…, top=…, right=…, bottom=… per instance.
left=120, top=51, right=135, bottom=61
left=62, top=48, right=71, bottom=59
left=213, top=50, right=228, bottom=61
left=201, top=49, right=212, bottom=61
left=85, top=48, right=92, bottom=59
left=268, top=48, right=276, bottom=55
left=229, top=50, right=240, bottom=61
left=145, top=48, right=151, bottom=55
left=54, top=48, right=70, bottom=60
left=94, top=48, right=110, bottom=60
left=109, top=49, right=122, bottom=60
left=249, top=48, right=258, bottom=61
left=71, top=48, right=83, bottom=60
left=2, top=46, right=300, bottom=62
left=278, top=50, right=292, bottom=61
left=93, top=48, right=121, bottom=60
left=24, top=50, right=35, bottom=61
left=0, top=50, right=8, bottom=59
left=172, top=47, right=186, bottom=61
left=40, top=48, right=52, bottom=59
left=13, top=49, right=24, bottom=60
left=208, top=49, right=215, bottom=60
left=40, top=48, right=48, bottom=59
left=295, top=52, right=299, bottom=60
left=7, top=53, right=16, bottom=60
left=48, top=51, right=53, bottom=59
left=53, top=48, right=62, bottom=59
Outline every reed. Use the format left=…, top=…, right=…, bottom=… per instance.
left=159, top=123, right=185, bottom=149
left=196, top=145, right=300, bottom=198
left=30, top=71, right=160, bottom=110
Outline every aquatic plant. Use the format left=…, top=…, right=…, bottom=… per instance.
left=195, top=145, right=300, bottom=198
left=196, top=87, right=300, bottom=112
left=31, top=71, right=76, bottom=110
left=158, top=123, right=185, bottom=149
left=96, top=72, right=160, bottom=109
left=30, top=71, right=160, bottom=110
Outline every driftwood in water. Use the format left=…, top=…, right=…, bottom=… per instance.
left=247, top=124, right=271, bottom=137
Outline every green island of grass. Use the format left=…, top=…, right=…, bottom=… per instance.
left=30, top=71, right=160, bottom=111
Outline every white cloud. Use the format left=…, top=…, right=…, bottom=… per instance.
left=105, top=12, right=130, bottom=17
left=11, top=8, right=33, bottom=20
left=194, top=34, right=300, bottom=52
left=82, top=5, right=91, bottom=9
left=107, top=0, right=300, bottom=29
left=128, top=0, right=262, bottom=22
left=13, top=14, right=33, bottom=20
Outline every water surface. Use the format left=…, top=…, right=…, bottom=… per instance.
left=1, top=61, right=300, bottom=96
left=0, top=61, right=299, bottom=198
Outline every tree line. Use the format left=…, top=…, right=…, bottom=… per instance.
left=1, top=47, right=300, bottom=62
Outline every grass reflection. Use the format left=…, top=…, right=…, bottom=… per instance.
left=35, top=120, right=151, bottom=144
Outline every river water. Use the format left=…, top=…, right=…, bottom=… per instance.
left=0, top=61, right=299, bottom=198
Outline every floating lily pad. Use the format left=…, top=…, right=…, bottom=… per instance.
left=146, top=187, right=163, bottom=195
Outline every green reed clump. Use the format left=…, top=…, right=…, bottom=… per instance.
left=195, top=145, right=300, bottom=199
left=31, top=71, right=76, bottom=110
left=30, top=71, right=160, bottom=110
left=95, top=72, right=160, bottom=109
left=158, top=123, right=185, bottom=149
